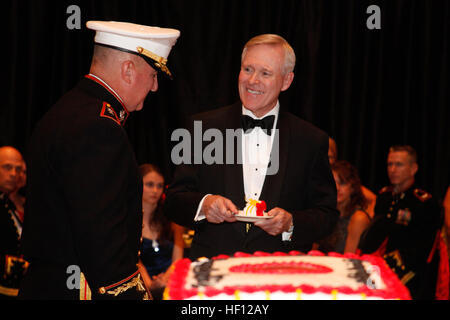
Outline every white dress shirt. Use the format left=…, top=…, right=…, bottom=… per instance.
left=241, top=102, right=279, bottom=201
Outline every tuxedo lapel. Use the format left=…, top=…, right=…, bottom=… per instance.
left=224, top=162, right=245, bottom=208
left=222, top=102, right=246, bottom=207
left=225, top=160, right=247, bottom=236
left=222, top=103, right=247, bottom=235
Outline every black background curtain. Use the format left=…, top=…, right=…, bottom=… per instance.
left=4, top=0, right=450, bottom=202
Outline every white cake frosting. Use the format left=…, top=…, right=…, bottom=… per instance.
left=165, top=251, right=412, bottom=300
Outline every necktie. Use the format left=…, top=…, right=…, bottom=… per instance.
left=241, top=115, right=275, bottom=135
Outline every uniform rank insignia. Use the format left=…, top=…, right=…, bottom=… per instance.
left=100, top=102, right=128, bottom=126
left=413, top=189, right=432, bottom=202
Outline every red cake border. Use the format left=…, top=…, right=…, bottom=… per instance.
left=165, top=250, right=411, bottom=300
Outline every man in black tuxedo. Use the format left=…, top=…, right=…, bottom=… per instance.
left=165, top=34, right=338, bottom=259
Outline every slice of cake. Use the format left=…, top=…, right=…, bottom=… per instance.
left=164, top=251, right=411, bottom=300
left=240, top=198, right=267, bottom=217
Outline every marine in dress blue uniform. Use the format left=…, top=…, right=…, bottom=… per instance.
left=0, top=193, right=28, bottom=298
left=0, top=146, right=28, bottom=299
left=19, top=21, right=179, bottom=300
left=359, top=146, right=443, bottom=299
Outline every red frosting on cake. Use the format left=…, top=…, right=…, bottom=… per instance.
left=255, top=201, right=266, bottom=216
left=229, top=261, right=333, bottom=274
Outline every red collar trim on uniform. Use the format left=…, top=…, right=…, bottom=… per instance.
left=84, top=74, right=130, bottom=116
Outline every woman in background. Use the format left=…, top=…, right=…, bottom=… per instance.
left=318, top=160, right=372, bottom=253
left=137, top=164, right=184, bottom=299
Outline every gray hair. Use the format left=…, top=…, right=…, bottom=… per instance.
left=241, top=34, right=296, bottom=75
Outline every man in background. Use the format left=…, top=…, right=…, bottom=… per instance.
left=359, top=145, right=442, bottom=299
left=0, top=146, right=28, bottom=299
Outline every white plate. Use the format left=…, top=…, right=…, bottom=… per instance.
left=234, top=212, right=273, bottom=223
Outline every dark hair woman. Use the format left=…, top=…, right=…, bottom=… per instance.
left=137, top=164, right=184, bottom=299
left=318, top=160, right=372, bottom=253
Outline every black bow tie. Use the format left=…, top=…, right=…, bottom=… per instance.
left=241, top=115, right=275, bottom=135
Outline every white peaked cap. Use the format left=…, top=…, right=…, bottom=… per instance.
left=86, top=21, right=180, bottom=78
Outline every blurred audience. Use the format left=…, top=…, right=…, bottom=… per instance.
left=317, top=160, right=371, bottom=253
left=0, top=146, right=28, bottom=299
left=137, top=164, right=184, bottom=300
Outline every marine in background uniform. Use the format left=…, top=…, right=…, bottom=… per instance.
left=0, top=147, right=28, bottom=299
left=19, top=21, right=179, bottom=300
left=359, top=146, right=442, bottom=299
left=0, top=194, right=29, bottom=299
